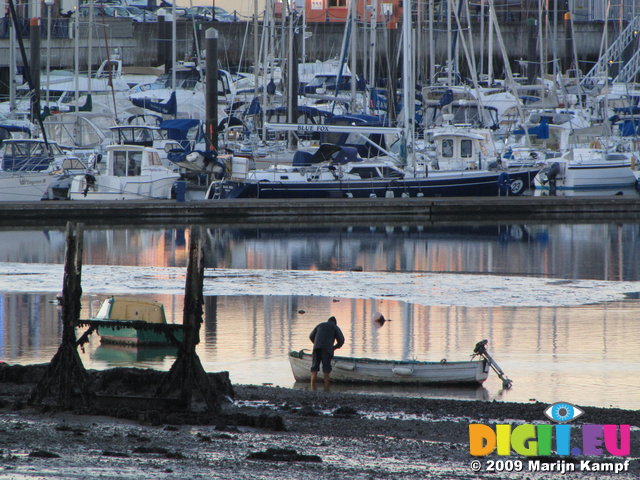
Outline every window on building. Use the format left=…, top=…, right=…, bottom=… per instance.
left=328, top=0, right=347, bottom=7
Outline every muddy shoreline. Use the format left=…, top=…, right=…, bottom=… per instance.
left=1, top=364, right=638, bottom=479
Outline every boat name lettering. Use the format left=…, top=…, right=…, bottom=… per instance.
left=296, top=125, right=328, bottom=133
left=20, top=178, right=47, bottom=185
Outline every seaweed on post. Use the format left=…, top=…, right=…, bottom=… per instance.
left=29, top=222, right=93, bottom=409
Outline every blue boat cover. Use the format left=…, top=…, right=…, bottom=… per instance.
left=293, top=144, right=360, bottom=166
left=159, top=119, right=200, bottom=140
left=131, top=91, right=177, bottom=116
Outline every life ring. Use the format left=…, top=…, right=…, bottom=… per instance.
left=509, top=178, right=526, bottom=195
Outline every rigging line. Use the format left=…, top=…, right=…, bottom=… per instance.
left=449, top=0, right=490, bottom=132
left=486, top=0, right=531, bottom=146
left=222, top=19, right=253, bottom=138
left=187, top=0, right=201, bottom=62
left=103, top=26, right=119, bottom=124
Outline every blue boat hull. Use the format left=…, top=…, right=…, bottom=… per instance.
left=210, top=169, right=539, bottom=199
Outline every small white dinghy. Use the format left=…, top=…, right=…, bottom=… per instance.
left=288, top=340, right=511, bottom=386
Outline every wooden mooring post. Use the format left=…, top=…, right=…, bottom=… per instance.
left=156, top=226, right=220, bottom=413
left=29, top=222, right=92, bottom=408
left=29, top=223, right=221, bottom=413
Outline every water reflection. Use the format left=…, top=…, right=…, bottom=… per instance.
left=2, top=291, right=639, bottom=409
left=93, top=344, right=178, bottom=364
left=1, top=222, right=639, bottom=409
left=0, top=223, right=637, bottom=281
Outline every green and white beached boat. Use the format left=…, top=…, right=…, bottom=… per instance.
left=91, top=296, right=184, bottom=346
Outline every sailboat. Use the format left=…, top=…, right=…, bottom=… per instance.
left=205, top=0, right=540, bottom=200
left=205, top=132, right=538, bottom=199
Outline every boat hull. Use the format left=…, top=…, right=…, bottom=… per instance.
left=536, top=163, right=637, bottom=190
left=0, top=171, right=55, bottom=201
left=69, top=175, right=178, bottom=200
left=209, top=169, right=538, bottom=199
left=288, top=350, right=490, bottom=385
left=88, top=296, right=184, bottom=346
left=97, top=325, right=183, bottom=346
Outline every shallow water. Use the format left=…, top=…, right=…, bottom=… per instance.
left=0, top=223, right=639, bottom=409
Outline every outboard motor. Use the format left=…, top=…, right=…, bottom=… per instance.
left=211, top=160, right=227, bottom=180
left=545, top=162, right=561, bottom=196
left=546, top=162, right=561, bottom=180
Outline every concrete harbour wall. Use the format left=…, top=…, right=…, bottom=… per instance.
left=0, top=18, right=620, bottom=80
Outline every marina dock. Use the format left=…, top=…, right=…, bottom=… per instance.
left=2, top=196, right=639, bottom=227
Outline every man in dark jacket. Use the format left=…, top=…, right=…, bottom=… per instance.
left=309, top=316, right=345, bottom=390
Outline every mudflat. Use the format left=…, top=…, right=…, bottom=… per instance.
left=0, top=364, right=638, bottom=479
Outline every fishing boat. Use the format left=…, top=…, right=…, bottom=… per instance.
left=89, top=296, right=183, bottom=346
left=288, top=350, right=490, bottom=385
left=67, top=144, right=180, bottom=200
left=289, top=339, right=512, bottom=387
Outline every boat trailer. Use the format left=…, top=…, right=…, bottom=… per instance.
left=473, top=339, right=513, bottom=389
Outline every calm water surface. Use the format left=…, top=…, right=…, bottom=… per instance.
left=1, top=223, right=639, bottom=409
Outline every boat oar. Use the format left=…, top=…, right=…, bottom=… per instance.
left=473, top=339, right=513, bottom=389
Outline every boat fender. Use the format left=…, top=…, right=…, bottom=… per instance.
left=392, top=366, right=414, bottom=376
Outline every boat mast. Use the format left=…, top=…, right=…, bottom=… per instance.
left=368, top=0, right=378, bottom=115
left=287, top=5, right=298, bottom=149
left=487, top=0, right=493, bottom=84
left=254, top=0, right=259, bottom=97
left=350, top=0, right=357, bottom=112
left=9, top=10, right=16, bottom=112
left=479, top=0, right=484, bottom=81
left=88, top=0, right=93, bottom=97
left=538, top=0, right=544, bottom=84
left=402, top=0, right=414, bottom=166
left=428, top=0, right=434, bottom=83
left=171, top=0, right=176, bottom=92
left=45, top=0, right=53, bottom=107
left=74, top=0, right=80, bottom=106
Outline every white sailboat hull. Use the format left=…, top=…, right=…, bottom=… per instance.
left=535, top=148, right=637, bottom=190
left=0, top=171, right=56, bottom=201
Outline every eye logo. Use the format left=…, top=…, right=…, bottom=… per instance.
left=544, top=402, right=584, bottom=423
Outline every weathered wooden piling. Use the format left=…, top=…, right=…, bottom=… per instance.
left=157, top=226, right=220, bottom=413
left=29, top=222, right=92, bottom=408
